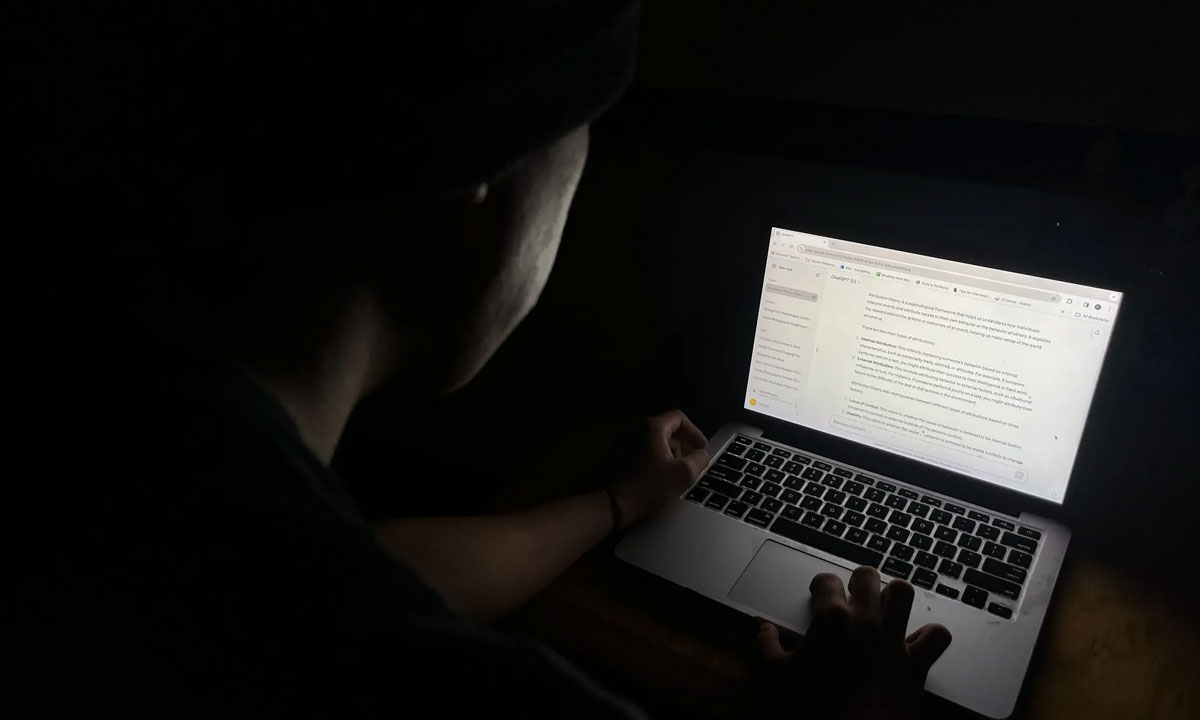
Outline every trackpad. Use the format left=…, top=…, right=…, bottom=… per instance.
left=728, top=540, right=856, bottom=632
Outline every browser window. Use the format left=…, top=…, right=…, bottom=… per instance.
left=745, top=227, right=1121, bottom=503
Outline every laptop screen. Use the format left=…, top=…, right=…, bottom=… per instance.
left=745, top=227, right=1121, bottom=504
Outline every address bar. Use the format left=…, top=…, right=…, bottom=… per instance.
left=799, top=246, right=1058, bottom=303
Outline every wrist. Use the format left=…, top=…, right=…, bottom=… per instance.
left=602, top=487, right=637, bottom=534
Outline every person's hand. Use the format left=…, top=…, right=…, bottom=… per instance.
left=756, top=566, right=953, bottom=720
left=602, top=410, right=709, bottom=529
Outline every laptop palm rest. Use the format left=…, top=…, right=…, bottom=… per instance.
left=728, top=540, right=859, bottom=632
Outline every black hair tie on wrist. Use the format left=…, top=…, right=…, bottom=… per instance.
left=602, top=487, right=624, bottom=541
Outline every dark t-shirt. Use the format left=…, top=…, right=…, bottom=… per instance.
left=18, top=339, right=644, bottom=718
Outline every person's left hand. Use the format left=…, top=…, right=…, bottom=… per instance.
left=602, top=410, right=709, bottom=529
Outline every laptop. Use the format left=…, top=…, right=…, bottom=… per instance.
left=617, top=223, right=1122, bottom=718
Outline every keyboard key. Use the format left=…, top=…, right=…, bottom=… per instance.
left=843, top=511, right=865, bottom=527
left=882, top=557, right=913, bottom=580
left=825, top=490, right=847, bottom=505
left=854, top=473, right=875, bottom=486
left=865, top=518, right=887, bottom=534
left=952, top=517, right=976, bottom=533
left=889, top=511, right=912, bottom=528
left=1000, top=532, right=1038, bottom=554
left=933, top=541, right=957, bottom=559
left=821, top=474, right=844, bottom=489
left=934, top=526, right=957, bottom=542
left=921, top=496, right=942, bottom=507
left=769, top=517, right=883, bottom=568
left=782, top=505, right=803, bottom=521
left=746, top=463, right=766, bottom=477
left=890, top=543, right=914, bottom=561
left=962, top=586, right=988, bottom=609
left=783, top=461, right=804, bottom=475
left=907, top=502, right=930, bottom=518
left=812, top=461, right=833, bottom=471
left=914, top=551, right=939, bottom=570
left=977, top=525, right=1000, bottom=541
left=930, top=509, right=952, bottom=525
left=761, top=497, right=784, bottom=513
left=820, top=503, right=844, bottom=519
left=938, top=559, right=963, bottom=579
left=801, top=467, right=824, bottom=481
left=741, top=490, right=764, bottom=506
left=1008, top=549, right=1033, bottom=568
left=867, top=535, right=892, bottom=553
left=935, top=584, right=959, bottom=599
left=992, top=518, right=1015, bottom=531
left=968, top=510, right=989, bottom=523
left=846, top=497, right=868, bottom=512
left=764, top=469, right=785, bottom=483
left=958, top=549, right=982, bottom=568
left=843, top=481, right=864, bottom=496
left=764, top=455, right=784, bottom=469
left=983, top=558, right=1028, bottom=584
left=740, top=475, right=763, bottom=490
left=782, top=490, right=802, bottom=505
left=910, top=534, right=933, bottom=551
left=957, top=534, right=982, bottom=551
left=761, top=482, right=782, bottom=497
left=1018, top=527, right=1043, bottom=540
left=783, top=475, right=804, bottom=490
left=823, top=519, right=847, bottom=537
left=705, top=495, right=729, bottom=511
left=912, top=519, right=934, bottom=535
left=846, top=527, right=870, bottom=544
left=804, top=482, right=825, bottom=497
left=802, top=512, right=824, bottom=528
left=886, top=526, right=910, bottom=543
left=734, top=436, right=752, bottom=445
left=988, top=603, right=1013, bottom=619
left=771, top=448, right=791, bottom=458
left=725, top=502, right=749, bottom=519
left=726, top=443, right=746, bottom=456
left=707, top=465, right=742, bottom=482
left=698, top=476, right=742, bottom=498
left=876, top=481, right=897, bottom=493
left=746, top=450, right=766, bottom=463
left=800, top=496, right=823, bottom=511
left=864, top=488, right=886, bottom=503
left=964, top=568, right=1021, bottom=600
left=885, top=495, right=908, bottom=510
left=719, top=453, right=749, bottom=469
left=685, top=487, right=709, bottom=503
left=746, top=508, right=774, bottom=528
left=833, top=467, right=854, bottom=478
left=753, top=442, right=771, bottom=451
left=912, top=568, right=938, bottom=589
left=792, top=454, right=811, bottom=465
left=983, top=541, right=1007, bottom=559
left=945, top=503, right=966, bottom=515
left=867, top=503, right=889, bottom=519
left=898, top=488, right=919, bottom=500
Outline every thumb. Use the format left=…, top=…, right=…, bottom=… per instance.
left=756, top=622, right=794, bottom=662
left=678, top=447, right=711, bottom=481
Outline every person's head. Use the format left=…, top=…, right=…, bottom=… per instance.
left=28, top=1, right=637, bottom=392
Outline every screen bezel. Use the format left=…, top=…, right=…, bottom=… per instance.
left=735, top=210, right=1125, bottom=518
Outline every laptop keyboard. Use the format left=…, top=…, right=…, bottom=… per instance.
left=685, top=435, right=1043, bottom=621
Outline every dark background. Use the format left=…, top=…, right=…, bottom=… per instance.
left=335, top=0, right=1199, bottom=713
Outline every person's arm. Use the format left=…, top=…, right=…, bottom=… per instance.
left=371, top=410, right=709, bottom=620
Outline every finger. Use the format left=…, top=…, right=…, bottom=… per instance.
left=672, top=412, right=708, bottom=449
left=756, top=622, right=794, bottom=662
left=848, top=565, right=882, bottom=617
left=677, top=447, right=710, bottom=481
left=906, top=623, right=953, bottom=673
left=668, top=436, right=682, bottom=458
left=809, top=572, right=849, bottom=618
left=881, top=579, right=915, bottom=641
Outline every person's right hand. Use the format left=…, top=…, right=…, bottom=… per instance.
left=756, top=565, right=952, bottom=720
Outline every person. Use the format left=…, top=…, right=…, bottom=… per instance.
left=15, top=1, right=950, bottom=717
